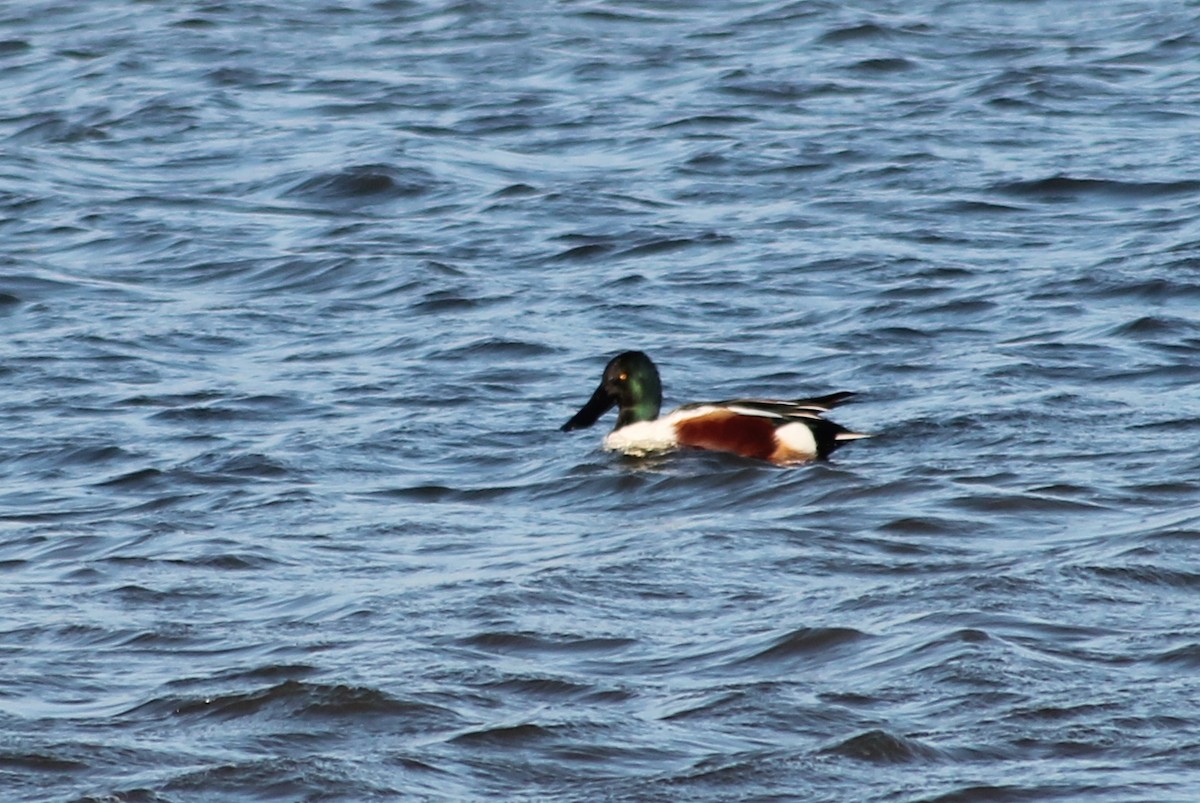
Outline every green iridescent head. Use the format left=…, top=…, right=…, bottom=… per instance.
left=561, top=351, right=663, bottom=431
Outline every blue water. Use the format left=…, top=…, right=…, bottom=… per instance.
left=3, top=1, right=1200, bottom=800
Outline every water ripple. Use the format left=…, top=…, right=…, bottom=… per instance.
left=2, top=0, right=1200, bottom=800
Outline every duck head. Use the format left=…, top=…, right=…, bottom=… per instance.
left=561, top=351, right=663, bottom=431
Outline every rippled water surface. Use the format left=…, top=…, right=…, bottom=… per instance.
left=4, top=1, right=1200, bottom=800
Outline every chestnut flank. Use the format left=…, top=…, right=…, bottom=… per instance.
left=674, top=410, right=780, bottom=461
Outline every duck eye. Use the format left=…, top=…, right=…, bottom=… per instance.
left=618, top=372, right=628, bottom=382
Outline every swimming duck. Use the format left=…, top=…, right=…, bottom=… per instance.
left=561, top=351, right=867, bottom=465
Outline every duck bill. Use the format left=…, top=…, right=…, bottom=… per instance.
left=561, top=383, right=615, bottom=431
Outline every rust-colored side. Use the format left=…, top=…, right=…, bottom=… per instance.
left=674, top=410, right=780, bottom=461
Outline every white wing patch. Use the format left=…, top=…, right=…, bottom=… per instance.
left=774, top=421, right=818, bottom=457
left=719, top=404, right=787, bottom=419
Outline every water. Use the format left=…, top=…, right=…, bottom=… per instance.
left=3, top=0, right=1200, bottom=799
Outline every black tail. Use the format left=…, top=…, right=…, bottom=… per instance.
left=812, top=419, right=870, bottom=459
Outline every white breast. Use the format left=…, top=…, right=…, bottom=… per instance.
left=602, top=418, right=680, bottom=456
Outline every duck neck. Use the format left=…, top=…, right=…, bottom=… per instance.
left=616, top=394, right=660, bottom=429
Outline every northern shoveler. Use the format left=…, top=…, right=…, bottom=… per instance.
left=561, top=351, right=868, bottom=465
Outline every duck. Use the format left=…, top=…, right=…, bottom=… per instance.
left=561, top=351, right=867, bottom=465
